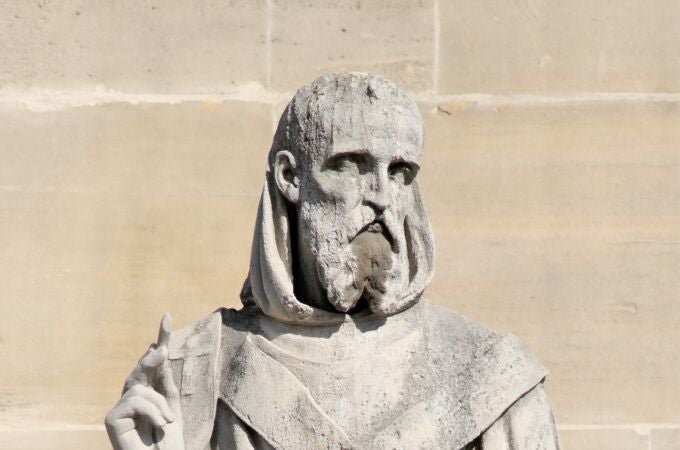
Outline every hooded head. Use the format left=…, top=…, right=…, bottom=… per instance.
left=241, top=73, right=435, bottom=325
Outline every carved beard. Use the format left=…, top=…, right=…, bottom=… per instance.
left=301, top=202, right=410, bottom=314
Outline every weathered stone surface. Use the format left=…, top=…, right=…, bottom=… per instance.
left=651, top=429, right=680, bottom=450
left=439, top=0, right=680, bottom=93
left=3, top=0, right=679, bottom=97
left=421, top=101, right=680, bottom=424
left=559, top=428, right=649, bottom=450
left=270, top=0, right=434, bottom=93
left=0, top=1, right=267, bottom=92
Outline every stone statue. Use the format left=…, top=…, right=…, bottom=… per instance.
left=105, top=73, right=561, bottom=450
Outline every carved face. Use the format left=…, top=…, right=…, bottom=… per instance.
left=294, top=100, right=423, bottom=314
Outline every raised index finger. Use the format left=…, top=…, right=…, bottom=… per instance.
left=122, top=314, right=173, bottom=393
left=157, top=313, right=172, bottom=348
left=139, top=313, right=172, bottom=371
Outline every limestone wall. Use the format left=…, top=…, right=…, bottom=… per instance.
left=1, top=1, right=678, bottom=448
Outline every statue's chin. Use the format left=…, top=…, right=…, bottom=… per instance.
left=327, top=289, right=380, bottom=315
left=324, top=229, right=403, bottom=315
left=327, top=288, right=407, bottom=317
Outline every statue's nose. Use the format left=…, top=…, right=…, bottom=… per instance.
left=364, top=172, right=390, bottom=214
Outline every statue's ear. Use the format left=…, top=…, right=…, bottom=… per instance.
left=273, top=150, right=300, bottom=204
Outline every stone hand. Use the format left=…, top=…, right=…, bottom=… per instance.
left=106, top=314, right=185, bottom=450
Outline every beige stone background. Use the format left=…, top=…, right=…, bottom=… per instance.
left=1, top=1, right=679, bottom=449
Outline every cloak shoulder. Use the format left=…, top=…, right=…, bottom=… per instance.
left=166, top=309, right=225, bottom=450
left=165, top=308, right=257, bottom=450
left=416, top=301, right=550, bottom=448
left=477, top=383, right=561, bottom=449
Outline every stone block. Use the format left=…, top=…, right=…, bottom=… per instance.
left=420, top=101, right=680, bottom=424
left=439, top=0, right=680, bottom=93
left=270, top=0, right=434, bottom=93
left=420, top=101, right=680, bottom=220
left=559, top=428, right=649, bottom=450
left=0, top=101, right=272, bottom=196
left=0, top=101, right=271, bottom=426
left=0, top=1, right=267, bottom=92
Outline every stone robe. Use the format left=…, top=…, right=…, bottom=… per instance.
left=164, top=300, right=560, bottom=450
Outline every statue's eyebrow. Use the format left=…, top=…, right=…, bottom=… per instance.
left=390, top=157, right=420, bottom=171
left=322, top=149, right=372, bottom=171
left=326, top=148, right=371, bottom=158
left=323, top=150, right=420, bottom=172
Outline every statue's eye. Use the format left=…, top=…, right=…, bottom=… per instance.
left=325, top=153, right=369, bottom=174
left=388, top=161, right=418, bottom=185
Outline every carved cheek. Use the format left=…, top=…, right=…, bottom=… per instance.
left=313, top=171, right=361, bottom=205
left=392, top=185, right=411, bottom=217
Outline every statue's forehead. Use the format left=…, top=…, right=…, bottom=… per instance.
left=324, top=100, right=422, bottom=162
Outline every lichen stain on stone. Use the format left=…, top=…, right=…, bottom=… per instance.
left=202, top=101, right=222, bottom=112
left=437, top=100, right=475, bottom=115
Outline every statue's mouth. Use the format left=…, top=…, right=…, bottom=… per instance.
left=365, top=221, right=385, bottom=233
left=352, top=219, right=396, bottom=252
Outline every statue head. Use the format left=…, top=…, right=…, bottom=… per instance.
left=241, top=73, right=435, bottom=325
